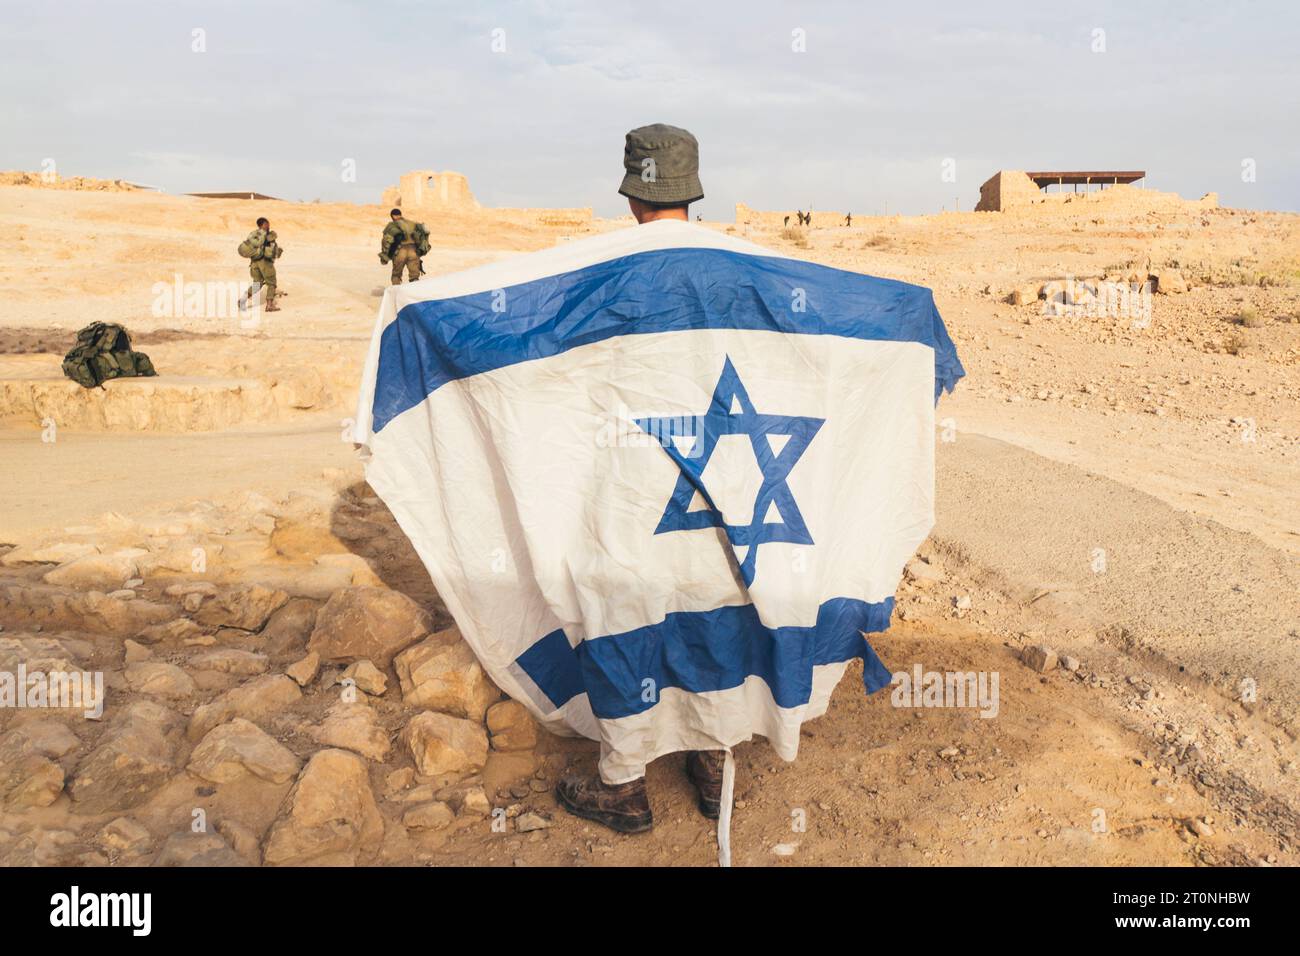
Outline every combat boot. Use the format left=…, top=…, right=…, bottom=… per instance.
left=555, top=774, right=653, bottom=834
left=685, top=750, right=727, bottom=820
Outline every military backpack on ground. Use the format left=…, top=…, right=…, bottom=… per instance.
left=61, top=322, right=158, bottom=389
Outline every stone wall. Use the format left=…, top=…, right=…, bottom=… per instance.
left=381, top=170, right=479, bottom=211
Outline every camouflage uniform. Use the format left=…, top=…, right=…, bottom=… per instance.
left=381, top=219, right=421, bottom=284
left=243, top=229, right=281, bottom=307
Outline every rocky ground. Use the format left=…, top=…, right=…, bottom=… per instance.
left=0, top=181, right=1296, bottom=866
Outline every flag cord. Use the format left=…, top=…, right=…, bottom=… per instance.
left=717, top=748, right=736, bottom=867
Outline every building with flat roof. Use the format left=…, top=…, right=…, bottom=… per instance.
left=1024, top=170, right=1145, bottom=190
left=976, top=170, right=1213, bottom=213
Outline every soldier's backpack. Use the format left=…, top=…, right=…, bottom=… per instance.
left=237, top=235, right=260, bottom=259
left=61, top=322, right=158, bottom=389
left=412, top=222, right=431, bottom=257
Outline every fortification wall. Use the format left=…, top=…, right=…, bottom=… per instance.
left=381, top=170, right=480, bottom=211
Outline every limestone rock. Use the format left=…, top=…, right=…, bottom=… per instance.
left=164, top=582, right=219, bottom=599
left=285, top=651, right=320, bottom=686
left=1008, top=285, right=1041, bottom=306
left=1153, top=270, right=1187, bottom=294
left=187, top=717, right=302, bottom=784
left=516, top=811, right=552, bottom=833
left=440, top=783, right=492, bottom=817
left=307, top=586, right=431, bottom=668
left=341, top=659, right=387, bottom=696
left=403, top=801, right=454, bottom=831
left=260, top=597, right=320, bottom=660
left=194, top=584, right=288, bottom=631
left=1021, top=644, right=1058, bottom=673
left=123, top=639, right=151, bottom=663
left=313, top=701, right=390, bottom=761
left=2, top=542, right=98, bottom=567
left=124, top=661, right=197, bottom=700
left=4, top=719, right=79, bottom=758
left=904, top=558, right=946, bottom=588
left=315, top=553, right=385, bottom=587
left=403, top=711, right=488, bottom=777
left=188, top=674, right=302, bottom=741
left=69, top=702, right=181, bottom=814
left=188, top=648, right=270, bottom=676
left=153, top=831, right=247, bottom=867
left=394, top=629, right=500, bottom=720
left=263, top=749, right=383, bottom=866
left=136, top=618, right=205, bottom=645
left=486, top=700, right=538, bottom=752
left=385, top=767, right=416, bottom=795
left=0, top=751, right=64, bottom=809
left=97, top=817, right=152, bottom=855
left=42, top=552, right=139, bottom=590
left=215, top=819, right=263, bottom=865
left=66, top=591, right=172, bottom=634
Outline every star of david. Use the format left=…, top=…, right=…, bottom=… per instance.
left=634, top=356, right=824, bottom=587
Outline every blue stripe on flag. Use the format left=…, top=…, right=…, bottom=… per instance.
left=514, top=597, right=895, bottom=719
left=371, top=247, right=964, bottom=432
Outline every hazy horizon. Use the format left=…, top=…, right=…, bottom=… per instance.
left=2, top=0, right=1297, bottom=217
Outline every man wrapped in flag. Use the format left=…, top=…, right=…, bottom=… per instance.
left=353, top=124, right=964, bottom=841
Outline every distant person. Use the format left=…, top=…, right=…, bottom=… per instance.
left=379, top=208, right=429, bottom=285
left=784, top=215, right=790, bottom=227
left=795, top=209, right=804, bottom=227
left=238, top=217, right=282, bottom=312
left=844, top=213, right=851, bottom=227
left=805, top=210, right=813, bottom=227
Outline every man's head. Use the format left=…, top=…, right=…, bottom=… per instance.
left=390, top=208, right=402, bottom=220
left=618, top=123, right=703, bottom=224
left=256, top=217, right=269, bottom=231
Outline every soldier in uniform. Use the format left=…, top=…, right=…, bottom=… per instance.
left=380, top=208, right=422, bottom=284
left=240, top=217, right=282, bottom=312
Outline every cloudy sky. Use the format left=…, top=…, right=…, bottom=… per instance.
left=2, top=0, right=1296, bottom=217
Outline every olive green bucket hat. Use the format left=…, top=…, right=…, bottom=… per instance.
left=618, top=123, right=704, bottom=206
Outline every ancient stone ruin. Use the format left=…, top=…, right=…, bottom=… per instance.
left=976, top=170, right=1217, bottom=214
left=380, top=169, right=592, bottom=227
left=381, top=170, right=480, bottom=211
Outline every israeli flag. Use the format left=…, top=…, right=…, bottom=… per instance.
left=354, top=221, right=963, bottom=784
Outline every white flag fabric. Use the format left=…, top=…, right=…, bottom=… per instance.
left=354, top=220, right=963, bottom=783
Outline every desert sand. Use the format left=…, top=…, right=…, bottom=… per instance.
left=0, top=174, right=1296, bottom=867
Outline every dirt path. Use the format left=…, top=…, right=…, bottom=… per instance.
left=408, top=616, right=1290, bottom=867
